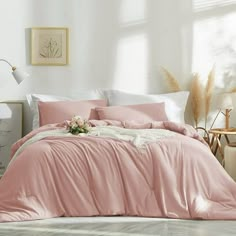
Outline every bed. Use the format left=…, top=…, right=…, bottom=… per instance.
left=1, top=89, right=236, bottom=222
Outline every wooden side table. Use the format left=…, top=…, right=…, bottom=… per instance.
left=209, top=128, right=236, bottom=164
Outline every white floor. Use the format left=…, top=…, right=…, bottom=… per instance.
left=0, top=217, right=236, bottom=236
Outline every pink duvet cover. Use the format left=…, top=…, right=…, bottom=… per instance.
left=0, top=120, right=236, bottom=222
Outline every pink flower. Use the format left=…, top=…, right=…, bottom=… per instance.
left=67, top=115, right=91, bottom=135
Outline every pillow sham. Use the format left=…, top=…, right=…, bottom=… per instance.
left=38, top=99, right=107, bottom=127
left=95, top=102, right=168, bottom=122
left=103, top=90, right=189, bottom=123
left=27, top=89, right=105, bottom=129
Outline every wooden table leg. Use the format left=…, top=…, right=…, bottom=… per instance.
left=213, top=134, right=221, bottom=155
left=224, top=134, right=230, bottom=145
left=216, top=136, right=224, bottom=163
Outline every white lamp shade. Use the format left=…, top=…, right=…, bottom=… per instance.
left=217, top=93, right=234, bottom=110
left=12, top=68, right=29, bottom=84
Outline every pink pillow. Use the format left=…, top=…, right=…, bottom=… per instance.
left=38, top=99, right=107, bottom=126
left=95, top=103, right=168, bottom=122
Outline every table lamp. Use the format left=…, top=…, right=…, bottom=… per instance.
left=0, top=58, right=29, bottom=84
left=217, top=93, right=234, bottom=129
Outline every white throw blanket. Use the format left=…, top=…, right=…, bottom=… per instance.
left=89, top=126, right=175, bottom=147
left=9, top=126, right=175, bottom=166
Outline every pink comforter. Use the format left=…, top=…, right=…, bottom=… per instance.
left=1, top=120, right=236, bottom=222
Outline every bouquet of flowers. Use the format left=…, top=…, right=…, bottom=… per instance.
left=66, top=115, right=91, bottom=135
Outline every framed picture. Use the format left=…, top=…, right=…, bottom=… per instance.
left=0, top=102, right=23, bottom=176
left=31, top=27, right=69, bottom=65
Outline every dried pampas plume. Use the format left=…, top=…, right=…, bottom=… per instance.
left=204, top=66, right=215, bottom=129
left=161, top=67, right=181, bottom=92
left=190, top=73, right=202, bottom=127
left=229, top=87, right=236, bottom=93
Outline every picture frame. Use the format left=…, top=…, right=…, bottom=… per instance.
left=0, top=102, right=23, bottom=176
left=31, top=27, right=69, bottom=65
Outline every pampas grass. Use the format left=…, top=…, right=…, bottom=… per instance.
left=229, top=87, right=236, bottom=93
left=204, top=66, right=215, bottom=129
left=161, top=67, right=181, bottom=92
left=190, top=73, right=202, bottom=127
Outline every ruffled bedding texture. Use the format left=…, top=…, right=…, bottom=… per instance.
left=1, top=120, right=236, bottom=222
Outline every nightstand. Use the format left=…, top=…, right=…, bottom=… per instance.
left=209, top=128, right=236, bottom=164
left=0, top=102, right=23, bottom=175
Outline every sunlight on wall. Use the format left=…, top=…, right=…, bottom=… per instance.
left=0, top=104, right=12, bottom=119
left=193, top=0, right=236, bottom=12
left=119, top=0, right=147, bottom=26
left=114, top=34, right=148, bottom=92
left=192, top=12, right=236, bottom=90
left=192, top=0, right=236, bottom=129
left=113, top=0, right=148, bottom=92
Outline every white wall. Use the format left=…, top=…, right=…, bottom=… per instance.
left=0, top=0, right=236, bottom=128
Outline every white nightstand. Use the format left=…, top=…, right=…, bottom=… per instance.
left=0, top=102, right=23, bottom=175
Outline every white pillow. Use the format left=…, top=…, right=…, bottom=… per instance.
left=27, top=89, right=105, bottom=130
left=103, top=90, right=189, bottom=124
